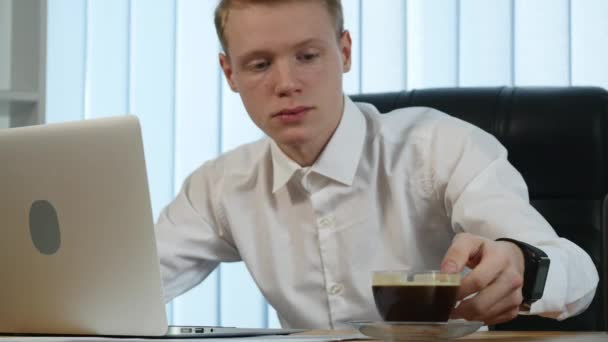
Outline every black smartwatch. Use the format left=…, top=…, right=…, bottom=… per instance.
left=496, top=238, right=551, bottom=310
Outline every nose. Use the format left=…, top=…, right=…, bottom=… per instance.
left=272, top=60, right=301, bottom=97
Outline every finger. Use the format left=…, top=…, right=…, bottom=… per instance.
left=441, top=233, right=484, bottom=274
left=477, top=271, right=523, bottom=319
left=456, top=247, right=508, bottom=300
left=483, top=305, right=521, bottom=326
left=451, top=270, right=523, bottom=321
left=483, top=288, right=523, bottom=322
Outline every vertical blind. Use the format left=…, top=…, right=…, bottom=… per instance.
left=45, top=0, right=608, bottom=328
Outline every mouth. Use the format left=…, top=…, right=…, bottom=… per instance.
left=272, top=106, right=314, bottom=118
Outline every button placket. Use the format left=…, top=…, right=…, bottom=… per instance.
left=310, top=187, right=343, bottom=327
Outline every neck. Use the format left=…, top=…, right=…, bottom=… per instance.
left=279, top=140, right=327, bottom=167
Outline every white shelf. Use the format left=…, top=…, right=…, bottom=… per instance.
left=0, top=0, right=46, bottom=127
left=0, top=90, right=39, bottom=103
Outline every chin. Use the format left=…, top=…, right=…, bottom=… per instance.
left=273, top=133, right=311, bottom=147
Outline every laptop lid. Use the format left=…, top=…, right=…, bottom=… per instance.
left=0, top=116, right=168, bottom=336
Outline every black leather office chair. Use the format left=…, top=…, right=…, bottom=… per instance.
left=351, top=87, right=608, bottom=331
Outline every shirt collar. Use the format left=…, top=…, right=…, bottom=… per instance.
left=270, top=140, right=302, bottom=193
left=271, top=96, right=366, bottom=193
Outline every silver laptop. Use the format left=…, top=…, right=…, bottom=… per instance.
left=0, top=116, right=303, bottom=338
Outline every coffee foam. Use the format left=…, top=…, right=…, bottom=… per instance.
left=373, top=272, right=460, bottom=286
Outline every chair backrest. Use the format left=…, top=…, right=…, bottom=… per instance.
left=351, top=86, right=608, bottom=331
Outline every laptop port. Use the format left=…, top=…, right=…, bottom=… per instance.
left=180, top=327, right=192, bottom=333
left=195, top=328, right=205, bottom=333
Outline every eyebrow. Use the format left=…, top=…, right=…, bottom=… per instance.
left=293, top=38, right=326, bottom=49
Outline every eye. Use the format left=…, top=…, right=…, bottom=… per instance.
left=297, top=52, right=319, bottom=63
left=247, top=60, right=270, bottom=72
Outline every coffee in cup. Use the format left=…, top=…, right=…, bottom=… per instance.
left=372, top=270, right=460, bottom=322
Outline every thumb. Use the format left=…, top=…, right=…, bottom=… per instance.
left=440, top=233, right=484, bottom=273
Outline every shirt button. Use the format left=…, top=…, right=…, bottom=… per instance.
left=329, top=283, right=344, bottom=295
left=317, top=216, right=335, bottom=229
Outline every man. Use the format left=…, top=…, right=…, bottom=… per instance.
left=155, top=0, right=598, bottom=329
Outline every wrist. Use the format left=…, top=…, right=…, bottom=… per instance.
left=500, top=240, right=526, bottom=276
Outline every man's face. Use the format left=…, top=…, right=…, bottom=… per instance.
left=219, top=1, right=351, bottom=151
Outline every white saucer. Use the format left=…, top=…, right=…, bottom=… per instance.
left=350, top=319, right=483, bottom=340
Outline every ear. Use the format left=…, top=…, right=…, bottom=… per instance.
left=219, top=53, right=239, bottom=92
left=339, top=30, right=352, bottom=73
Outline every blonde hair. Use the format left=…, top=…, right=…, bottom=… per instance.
left=214, top=0, right=344, bottom=53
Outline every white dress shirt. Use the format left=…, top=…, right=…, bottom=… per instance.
left=155, top=96, right=598, bottom=329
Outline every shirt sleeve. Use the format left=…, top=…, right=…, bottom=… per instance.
left=155, top=161, right=241, bottom=302
left=427, top=113, right=599, bottom=320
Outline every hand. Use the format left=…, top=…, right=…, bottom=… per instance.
left=440, top=233, right=526, bottom=325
